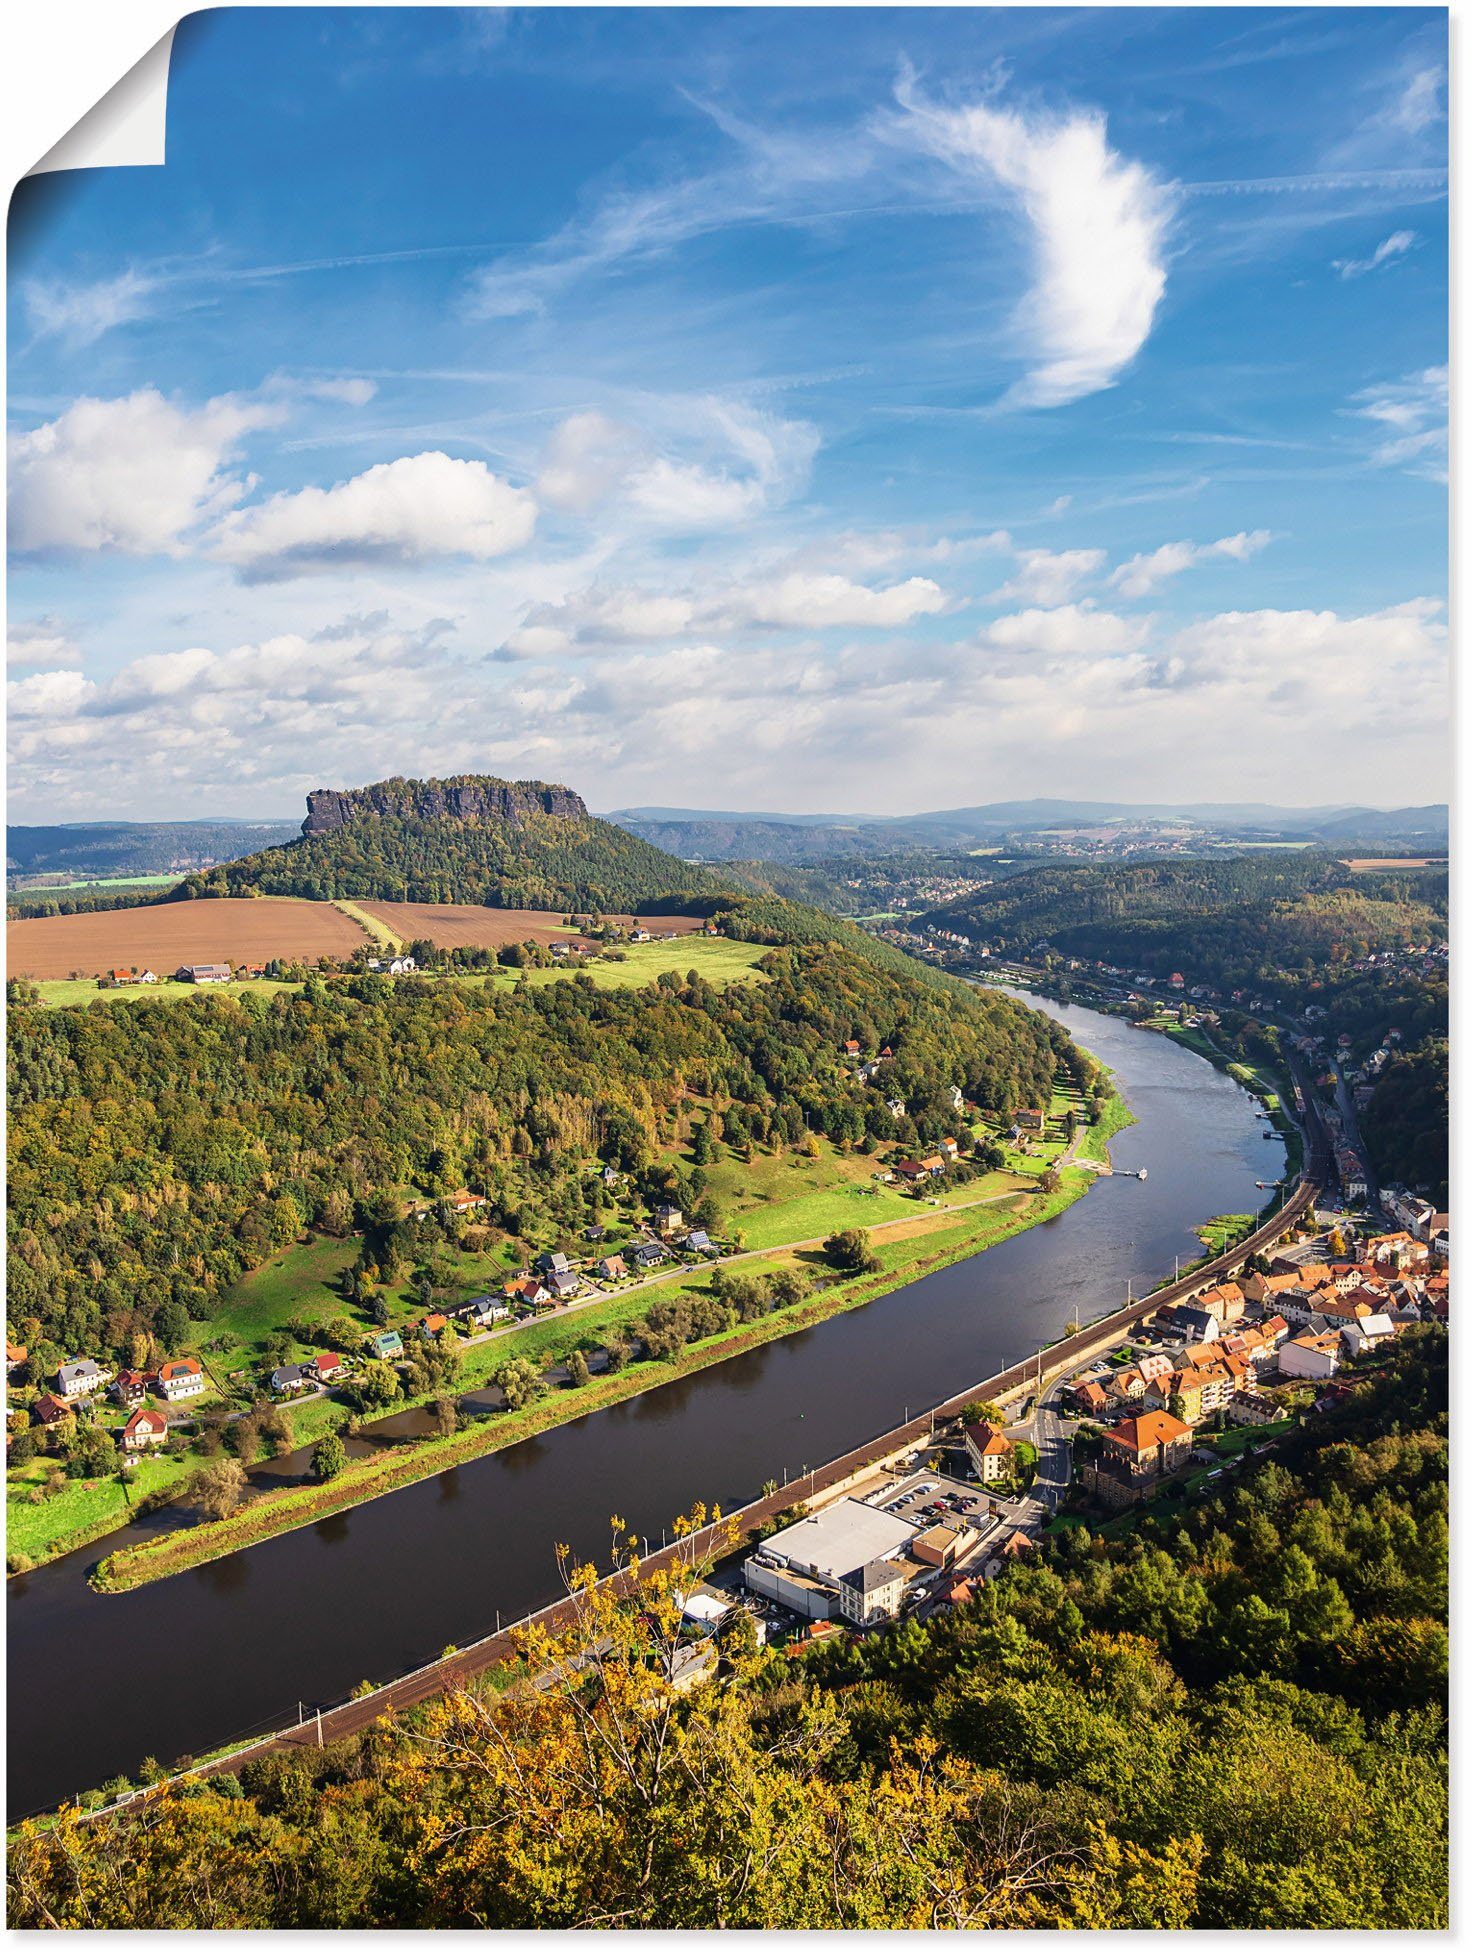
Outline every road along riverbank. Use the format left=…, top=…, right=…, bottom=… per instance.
left=7, top=993, right=1285, bottom=1820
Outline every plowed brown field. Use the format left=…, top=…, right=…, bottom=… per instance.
left=359, top=902, right=706, bottom=950
left=7, top=898, right=369, bottom=980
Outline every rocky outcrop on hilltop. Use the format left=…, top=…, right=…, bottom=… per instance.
left=303, top=775, right=588, bottom=836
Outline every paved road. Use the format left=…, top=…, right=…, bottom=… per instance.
left=1332, top=1057, right=1380, bottom=1207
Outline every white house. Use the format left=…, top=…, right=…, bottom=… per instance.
left=1341, top=1314, right=1396, bottom=1359
left=156, top=1357, right=206, bottom=1401
left=57, top=1359, right=107, bottom=1399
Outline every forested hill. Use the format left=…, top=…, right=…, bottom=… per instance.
left=8, top=940, right=1068, bottom=1356
left=924, top=851, right=1346, bottom=943
left=922, top=853, right=1447, bottom=977
left=174, top=775, right=723, bottom=913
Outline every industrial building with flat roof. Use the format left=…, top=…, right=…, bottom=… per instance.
left=744, top=1497, right=925, bottom=1625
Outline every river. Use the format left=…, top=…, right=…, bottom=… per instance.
left=7, top=994, right=1284, bottom=1818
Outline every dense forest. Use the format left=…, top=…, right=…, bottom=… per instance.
left=8, top=1329, right=1446, bottom=1928
left=1364, top=1039, right=1450, bottom=1205
left=926, top=853, right=1447, bottom=1017
left=175, top=775, right=720, bottom=913
left=7, top=943, right=1064, bottom=1360
left=924, top=852, right=1438, bottom=949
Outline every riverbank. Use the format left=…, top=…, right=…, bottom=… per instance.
left=91, top=1124, right=1124, bottom=1595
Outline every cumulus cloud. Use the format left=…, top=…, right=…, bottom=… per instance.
left=1109, top=529, right=1273, bottom=598
left=1334, top=230, right=1417, bottom=280
left=210, top=451, right=538, bottom=578
left=500, top=566, right=945, bottom=656
left=889, top=73, right=1174, bottom=407
left=990, top=546, right=1105, bottom=606
left=7, top=595, right=1447, bottom=819
left=1349, top=366, right=1448, bottom=483
left=8, top=617, right=82, bottom=669
left=980, top=603, right=1151, bottom=657
left=624, top=402, right=819, bottom=529
left=9, top=388, right=278, bottom=556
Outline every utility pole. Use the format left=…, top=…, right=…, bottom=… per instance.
left=316, top=1707, right=323, bottom=1748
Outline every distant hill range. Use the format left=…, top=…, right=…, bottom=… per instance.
left=7, top=819, right=298, bottom=885
left=610, top=800, right=1450, bottom=862
left=175, top=774, right=722, bottom=913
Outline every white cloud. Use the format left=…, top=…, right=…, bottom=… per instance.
left=300, top=377, right=378, bottom=406
left=1109, top=529, right=1273, bottom=598
left=1349, top=367, right=1448, bottom=482
left=501, top=565, right=945, bottom=656
left=210, top=451, right=538, bottom=578
left=1385, top=66, right=1445, bottom=137
left=625, top=402, right=818, bottom=530
left=8, top=617, right=81, bottom=669
left=991, top=546, right=1105, bottom=606
left=1167, top=599, right=1445, bottom=695
left=889, top=74, right=1174, bottom=407
left=533, top=400, right=818, bottom=532
left=7, top=668, right=96, bottom=720
left=980, top=603, right=1151, bottom=657
left=7, top=597, right=1447, bottom=820
left=9, top=388, right=278, bottom=556
left=23, top=268, right=160, bottom=347
left=536, top=411, right=644, bottom=512
left=1334, top=230, right=1416, bottom=280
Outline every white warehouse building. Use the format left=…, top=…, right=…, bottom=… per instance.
left=744, top=1497, right=920, bottom=1625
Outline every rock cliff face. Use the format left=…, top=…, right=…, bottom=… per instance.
left=302, top=775, right=589, bottom=836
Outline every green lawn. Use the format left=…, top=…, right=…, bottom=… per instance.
left=6, top=1453, right=191, bottom=1567
left=454, top=936, right=768, bottom=992
left=33, top=976, right=304, bottom=1009
left=202, top=1234, right=360, bottom=1373
left=31, top=936, right=766, bottom=1010
left=332, top=899, right=401, bottom=951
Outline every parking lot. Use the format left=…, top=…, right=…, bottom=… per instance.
left=873, top=1471, right=1002, bottom=1532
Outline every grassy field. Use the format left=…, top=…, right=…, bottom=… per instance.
left=28, top=935, right=766, bottom=1008
left=333, top=899, right=403, bottom=951
left=31, top=976, right=304, bottom=1009
left=6, top=1453, right=192, bottom=1569
left=459, top=937, right=769, bottom=992
left=7, top=873, right=184, bottom=900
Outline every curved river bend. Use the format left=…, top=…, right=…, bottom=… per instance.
left=7, top=995, right=1283, bottom=1818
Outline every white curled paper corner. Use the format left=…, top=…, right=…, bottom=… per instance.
left=27, top=27, right=177, bottom=176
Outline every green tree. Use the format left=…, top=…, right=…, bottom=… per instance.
left=311, top=1433, right=347, bottom=1482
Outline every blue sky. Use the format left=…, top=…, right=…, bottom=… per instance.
left=7, top=5, right=1448, bottom=820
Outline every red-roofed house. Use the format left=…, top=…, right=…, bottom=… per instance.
left=313, top=1351, right=345, bottom=1383
left=963, top=1425, right=1014, bottom=1483
left=1102, top=1410, right=1192, bottom=1479
left=156, top=1357, right=205, bottom=1401
left=120, top=1406, right=169, bottom=1452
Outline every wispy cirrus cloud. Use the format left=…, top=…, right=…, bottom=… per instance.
left=22, top=267, right=162, bottom=348
left=1349, top=366, right=1447, bottom=483
left=1334, top=229, right=1416, bottom=280
left=885, top=69, right=1175, bottom=407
